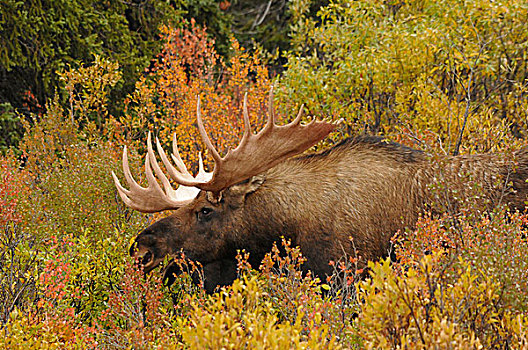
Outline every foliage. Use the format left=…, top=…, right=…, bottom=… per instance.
left=0, top=157, right=36, bottom=325
left=260, top=239, right=361, bottom=348
left=96, top=261, right=177, bottom=349
left=2, top=9, right=528, bottom=349
left=282, top=0, right=528, bottom=153
left=0, top=0, right=181, bottom=114
left=357, top=252, right=528, bottom=349
left=58, top=55, right=122, bottom=129
left=0, top=55, right=150, bottom=348
left=178, top=273, right=340, bottom=349
left=0, top=103, right=23, bottom=155
left=121, top=22, right=277, bottom=170
left=0, top=0, right=237, bottom=152
left=396, top=209, right=528, bottom=313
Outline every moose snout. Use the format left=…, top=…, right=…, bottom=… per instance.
left=129, top=242, right=156, bottom=272
left=127, top=219, right=179, bottom=273
left=129, top=241, right=138, bottom=257
left=136, top=250, right=153, bottom=266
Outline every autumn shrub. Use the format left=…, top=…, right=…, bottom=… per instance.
left=396, top=208, right=528, bottom=314
left=0, top=157, right=37, bottom=325
left=4, top=56, right=150, bottom=327
left=177, top=273, right=341, bottom=349
left=260, top=239, right=321, bottom=324
left=282, top=0, right=528, bottom=154
left=0, top=224, right=38, bottom=326
left=16, top=55, right=146, bottom=240
left=0, top=53, right=160, bottom=348
left=260, top=239, right=362, bottom=348
left=96, top=261, right=178, bottom=349
left=357, top=252, right=528, bottom=349
left=1, top=235, right=97, bottom=349
left=121, top=21, right=286, bottom=170
left=0, top=155, right=28, bottom=226
left=163, top=252, right=208, bottom=302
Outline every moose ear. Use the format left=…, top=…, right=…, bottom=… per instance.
left=224, top=174, right=266, bottom=208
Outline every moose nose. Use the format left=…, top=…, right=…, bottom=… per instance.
left=129, top=242, right=154, bottom=268
left=138, top=250, right=153, bottom=266
left=131, top=248, right=153, bottom=266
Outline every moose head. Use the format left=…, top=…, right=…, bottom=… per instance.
left=112, top=89, right=337, bottom=285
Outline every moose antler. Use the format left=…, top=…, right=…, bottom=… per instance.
left=112, top=87, right=336, bottom=212
left=111, top=133, right=212, bottom=213
left=161, top=88, right=337, bottom=193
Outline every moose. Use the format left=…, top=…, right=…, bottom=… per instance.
left=112, top=89, right=528, bottom=293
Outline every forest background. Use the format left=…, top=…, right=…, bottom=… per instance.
left=1, top=0, right=528, bottom=348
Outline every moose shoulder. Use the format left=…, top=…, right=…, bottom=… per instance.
left=113, top=91, right=528, bottom=293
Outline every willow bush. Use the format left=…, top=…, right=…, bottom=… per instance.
left=281, top=0, right=528, bottom=154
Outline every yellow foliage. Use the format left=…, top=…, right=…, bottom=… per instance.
left=357, top=252, right=528, bottom=349
left=178, top=275, right=340, bottom=349
left=58, top=55, right=121, bottom=130
left=284, top=0, right=528, bottom=153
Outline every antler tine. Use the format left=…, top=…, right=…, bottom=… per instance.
left=292, top=104, right=305, bottom=125
left=196, top=152, right=213, bottom=181
left=169, top=134, right=191, bottom=175
left=196, top=96, right=222, bottom=162
left=156, top=134, right=211, bottom=187
left=267, top=84, right=277, bottom=126
left=111, top=135, right=210, bottom=213
left=241, top=93, right=252, bottom=142
left=144, top=151, right=164, bottom=198
left=111, top=147, right=136, bottom=207
left=156, top=135, right=190, bottom=178
left=112, top=146, right=180, bottom=213
left=118, top=88, right=335, bottom=198
left=152, top=132, right=212, bottom=199
left=198, top=152, right=205, bottom=173
left=147, top=132, right=177, bottom=197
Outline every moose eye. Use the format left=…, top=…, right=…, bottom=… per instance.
left=200, top=207, right=213, bottom=216
left=196, top=207, right=214, bottom=224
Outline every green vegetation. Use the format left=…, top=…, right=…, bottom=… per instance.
left=281, top=0, right=528, bottom=153
left=1, top=0, right=528, bottom=348
left=1, top=0, right=177, bottom=113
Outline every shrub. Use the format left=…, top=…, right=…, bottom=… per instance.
left=96, top=261, right=177, bottom=349
left=260, top=239, right=362, bottom=348
left=396, top=208, right=528, bottom=313
left=178, top=274, right=340, bottom=349
left=282, top=0, right=528, bottom=153
left=0, top=157, right=36, bottom=325
left=121, top=22, right=281, bottom=170
left=357, top=252, right=528, bottom=349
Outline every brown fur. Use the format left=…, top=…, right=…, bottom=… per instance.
left=131, top=136, right=528, bottom=291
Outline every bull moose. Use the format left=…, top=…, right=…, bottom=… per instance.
left=112, top=89, right=528, bottom=293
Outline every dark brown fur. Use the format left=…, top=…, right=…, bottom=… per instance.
left=130, top=137, right=528, bottom=291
